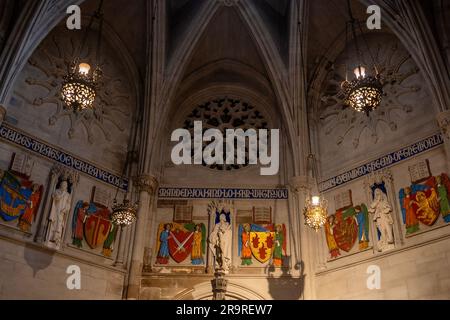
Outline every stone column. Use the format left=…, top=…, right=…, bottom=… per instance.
left=289, top=175, right=318, bottom=300
left=126, top=174, right=158, bottom=299
left=0, top=104, right=5, bottom=126
left=437, top=110, right=450, bottom=170
left=113, top=226, right=128, bottom=268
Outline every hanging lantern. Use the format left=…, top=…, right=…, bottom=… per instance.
left=341, top=69, right=383, bottom=115
left=302, top=154, right=328, bottom=232
left=303, top=195, right=328, bottom=232
left=340, top=0, right=383, bottom=116
left=61, top=61, right=101, bottom=112
left=111, top=198, right=138, bottom=227
left=60, top=1, right=104, bottom=112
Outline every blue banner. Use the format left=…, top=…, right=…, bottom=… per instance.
left=0, top=124, right=128, bottom=191
left=158, top=187, right=288, bottom=199
left=319, top=133, right=444, bottom=192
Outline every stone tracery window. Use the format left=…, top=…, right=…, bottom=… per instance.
left=182, top=97, right=269, bottom=171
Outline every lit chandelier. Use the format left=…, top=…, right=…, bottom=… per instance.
left=111, top=198, right=137, bottom=227
left=340, top=0, right=383, bottom=116
left=303, top=154, right=328, bottom=232
left=111, top=150, right=138, bottom=227
left=61, top=1, right=104, bottom=112
left=304, top=196, right=328, bottom=232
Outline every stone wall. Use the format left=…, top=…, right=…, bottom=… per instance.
left=0, top=236, right=125, bottom=299
left=315, top=235, right=450, bottom=299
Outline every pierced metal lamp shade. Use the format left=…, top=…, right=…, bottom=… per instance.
left=61, top=62, right=101, bottom=112
left=111, top=199, right=137, bottom=227
left=342, top=73, right=383, bottom=115
left=303, top=196, right=328, bottom=232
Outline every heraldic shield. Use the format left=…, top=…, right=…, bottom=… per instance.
left=250, top=231, right=275, bottom=263
left=333, top=210, right=358, bottom=252
left=83, top=205, right=112, bottom=249
left=168, top=228, right=194, bottom=263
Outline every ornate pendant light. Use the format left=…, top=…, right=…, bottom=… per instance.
left=340, top=0, right=383, bottom=116
left=61, top=0, right=104, bottom=112
left=303, top=155, right=328, bottom=232
left=111, top=198, right=137, bottom=227
left=110, top=148, right=139, bottom=227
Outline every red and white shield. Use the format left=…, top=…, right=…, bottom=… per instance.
left=168, top=229, right=194, bottom=263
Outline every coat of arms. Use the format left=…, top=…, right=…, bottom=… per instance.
left=71, top=200, right=117, bottom=257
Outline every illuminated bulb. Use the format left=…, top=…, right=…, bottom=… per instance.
left=78, top=63, right=91, bottom=75
left=354, top=66, right=366, bottom=79
left=312, top=196, right=320, bottom=206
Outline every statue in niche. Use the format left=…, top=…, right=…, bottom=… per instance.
left=368, top=188, right=395, bottom=252
left=45, top=179, right=72, bottom=249
left=209, top=208, right=232, bottom=273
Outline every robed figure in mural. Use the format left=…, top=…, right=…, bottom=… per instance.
left=209, top=212, right=232, bottom=272
left=156, top=223, right=171, bottom=264
left=191, top=224, right=204, bottom=265
left=240, top=223, right=252, bottom=265
left=272, top=224, right=284, bottom=267
left=46, top=180, right=72, bottom=249
left=369, top=188, right=394, bottom=252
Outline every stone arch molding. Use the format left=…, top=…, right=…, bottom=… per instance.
left=173, top=281, right=269, bottom=300
left=147, top=0, right=299, bottom=175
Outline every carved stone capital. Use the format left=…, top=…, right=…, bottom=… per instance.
left=437, top=110, right=450, bottom=140
left=289, top=176, right=312, bottom=194
left=133, top=174, right=158, bottom=195
left=0, top=104, right=6, bottom=125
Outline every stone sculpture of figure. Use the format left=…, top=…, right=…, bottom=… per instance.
left=46, top=180, right=72, bottom=249
left=368, top=188, right=394, bottom=252
left=209, top=212, right=232, bottom=273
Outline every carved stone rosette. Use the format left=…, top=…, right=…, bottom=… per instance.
left=133, top=174, right=159, bottom=195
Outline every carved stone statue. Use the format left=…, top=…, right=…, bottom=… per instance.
left=209, top=211, right=232, bottom=273
left=368, top=188, right=395, bottom=252
left=46, top=180, right=72, bottom=249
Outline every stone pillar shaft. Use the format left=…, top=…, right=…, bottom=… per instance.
left=126, top=174, right=158, bottom=299
left=437, top=110, right=450, bottom=171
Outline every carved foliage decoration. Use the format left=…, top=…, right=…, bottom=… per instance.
left=23, top=27, right=133, bottom=144
left=182, top=97, right=269, bottom=171
left=320, top=35, right=423, bottom=149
